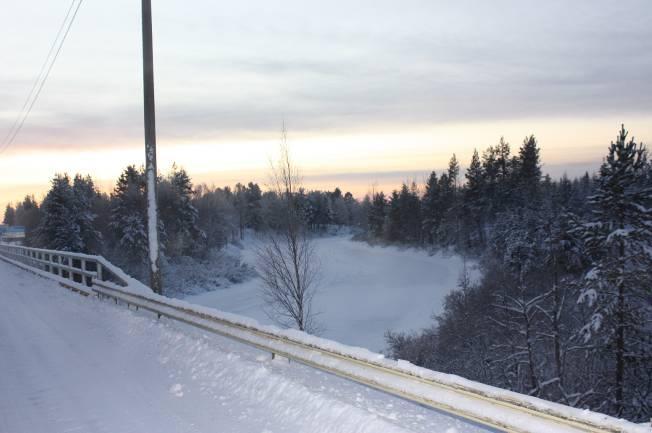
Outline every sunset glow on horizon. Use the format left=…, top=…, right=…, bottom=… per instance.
left=2, top=0, right=651, bottom=213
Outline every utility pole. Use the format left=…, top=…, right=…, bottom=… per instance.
left=141, top=0, right=162, bottom=295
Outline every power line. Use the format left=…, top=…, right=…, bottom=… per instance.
left=0, top=0, right=77, bottom=150
left=0, top=0, right=84, bottom=155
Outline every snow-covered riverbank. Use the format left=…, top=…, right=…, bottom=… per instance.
left=187, top=235, right=472, bottom=351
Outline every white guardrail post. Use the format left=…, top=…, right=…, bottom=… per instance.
left=0, top=242, right=647, bottom=433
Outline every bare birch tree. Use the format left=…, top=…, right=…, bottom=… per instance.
left=257, top=126, right=320, bottom=333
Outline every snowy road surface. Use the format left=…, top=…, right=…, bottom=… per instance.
left=189, top=235, right=475, bottom=351
left=0, top=260, right=491, bottom=433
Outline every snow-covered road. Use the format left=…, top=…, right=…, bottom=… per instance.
left=0, top=260, right=490, bottom=433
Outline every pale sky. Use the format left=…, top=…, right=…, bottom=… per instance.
left=1, top=0, right=651, bottom=212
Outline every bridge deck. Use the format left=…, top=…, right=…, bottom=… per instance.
left=0, top=260, right=488, bottom=433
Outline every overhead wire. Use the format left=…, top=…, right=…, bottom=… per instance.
left=0, top=0, right=84, bottom=155
left=0, top=0, right=77, bottom=150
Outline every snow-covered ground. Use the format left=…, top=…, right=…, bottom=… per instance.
left=0, top=260, right=490, bottom=433
left=188, top=235, right=472, bottom=351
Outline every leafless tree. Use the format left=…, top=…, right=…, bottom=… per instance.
left=257, top=125, right=320, bottom=333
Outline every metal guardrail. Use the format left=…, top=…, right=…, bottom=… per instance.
left=0, top=243, right=646, bottom=433
left=0, top=243, right=130, bottom=289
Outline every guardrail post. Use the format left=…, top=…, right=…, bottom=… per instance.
left=53, top=254, right=59, bottom=276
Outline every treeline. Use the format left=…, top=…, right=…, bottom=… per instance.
left=4, top=165, right=362, bottom=282
left=4, top=126, right=650, bottom=420
left=378, top=126, right=651, bottom=422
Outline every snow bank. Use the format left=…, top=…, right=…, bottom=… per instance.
left=3, top=259, right=466, bottom=433
left=94, top=280, right=647, bottom=433
left=1, top=244, right=646, bottom=433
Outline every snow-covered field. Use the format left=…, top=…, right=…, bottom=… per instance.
left=0, top=259, right=489, bottom=433
left=188, top=235, right=471, bottom=351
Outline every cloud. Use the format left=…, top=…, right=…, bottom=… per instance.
left=0, top=0, right=650, bottom=154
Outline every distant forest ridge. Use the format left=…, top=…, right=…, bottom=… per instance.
left=3, top=125, right=651, bottom=422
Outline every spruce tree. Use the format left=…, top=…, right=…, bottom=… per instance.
left=481, top=146, right=499, bottom=216
left=14, top=195, right=41, bottom=246
left=436, top=170, right=458, bottom=247
left=72, top=174, right=102, bottom=253
left=158, top=166, right=202, bottom=256
left=421, top=171, right=440, bottom=245
left=38, top=174, right=82, bottom=251
left=398, top=182, right=421, bottom=243
left=578, top=125, right=652, bottom=418
left=387, top=190, right=402, bottom=242
left=516, top=135, right=542, bottom=204
left=170, top=166, right=202, bottom=253
left=343, top=191, right=356, bottom=226
left=233, top=182, right=247, bottom=240
left=448, top=154, right=460, bottom=190
left=245, top=182, right=263, bottom=230
left=368, top=192, right=386, bottom=239
left=463, top=149, right=486, bottom=247
left=495, top=137, right=515, bottom=212
left=110, top=166, right=149, bottom=276
left=3, top=204, right=15, bottom=226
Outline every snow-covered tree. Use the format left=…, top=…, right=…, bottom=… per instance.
left=72, top=174, right=102, bottom=253
left=576, top=125, right=652, bottom=418
left=159, top=166, right=203, bottom=256
left=463, top=149, right=486, bottom=247
left=516, top=135, right=542, bottom=204
left=110, top=166, right=149, bottom=277
left=38, top=174, right=82, bottom=251
left=193, top=184, right=237, bottom=250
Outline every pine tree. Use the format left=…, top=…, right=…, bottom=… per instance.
left=343, top=191, right=356, bottom=226
left=494, top=137, right=516, bottom=212
left=577, top=125, right=652, bottom=418
left=38, top=174, right=82, bottom=251
left=387, top=190, right=402, bottom=242
left=233, top=183, right=247, bottom=240
left=368, top=192, right=386, bottom=239
left=518, top=135, right=541, bottom=182
left=245, top=182, right=263, bottom=230
left=329, top=188, right=349, bottom=226
left=444, top=154, right=463, bottom=246
left=516, top=135, right=542, bottom=204
left=14, top=195, right=41, bottom=246
left=72, top=174, right=102, bottom=253
left=463, top=149, right=486, bottom=247
left=436, top=169, right=457, bottom=247
left=421, top=171, right=441, bottom=245
left=399, top=182, right=422, bottom=243
left=159, top=166, right=202, bottom=256
left=448, top=154, right=460, bottom=190
left=193, top=185, right=236, bottom=249
left=3, top=204, right=15, bottom=225
left=110, top=166, right=149, bottom=276
left=496, top=137, right=511, bottom=181
left=481, top=146, right=499, bottom=216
